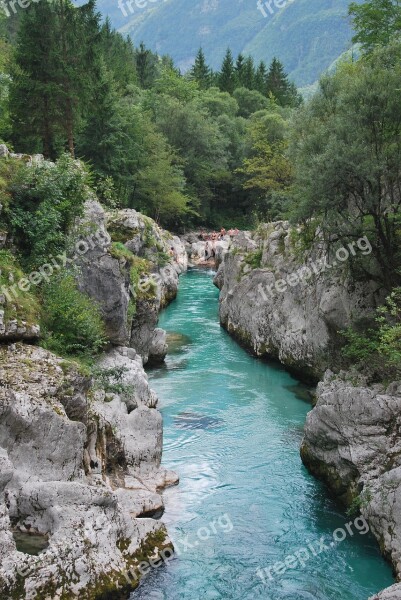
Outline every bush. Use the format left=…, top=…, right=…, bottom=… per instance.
left=342, top=287, right=401, bottom=381
left=41, top=272, right=106, bottom=356
left=4, top=154, right=91, bottom=268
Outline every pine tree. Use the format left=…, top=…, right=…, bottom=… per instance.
left=265, top=58, right=300, bottom=106
left=190, top=48, right=210, bottom=89
left=254, top=61, right=267, bottom=95
left=235, top=53, right=245, bottom=86
left=10, top=1, right=59, bottom=156
left=11, top=0, right=101, bottom=157
left=135, top=42, right=158, bottom=89
left=242, top=56, right=255, bottom=89
left=218, top=48, right=236, bottom=94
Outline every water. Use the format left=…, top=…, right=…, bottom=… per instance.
left=132, top=269, right=394, bottom=600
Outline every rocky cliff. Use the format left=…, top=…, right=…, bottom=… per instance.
left=0, top=343, right=176, bottom=599
left=301, top=372, right=401, bottom=600
left=214, top=222, right=381, bottom=382
left=76, top=202, right=187, bottom=365
left=0, top=154, right=186, bottom=598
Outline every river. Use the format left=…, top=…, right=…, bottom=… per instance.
left=131, top=268, right=393, bottom=600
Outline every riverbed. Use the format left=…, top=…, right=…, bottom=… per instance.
left=132, top=268, right=393, bottom=600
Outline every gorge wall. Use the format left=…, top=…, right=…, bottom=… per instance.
left=214, top=223, right=401, bottom=600
left=0, top=166, right=186, bottom=599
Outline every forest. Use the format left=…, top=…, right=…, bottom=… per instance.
left=0, top=0, right=400, bottom=281
left=0, top=0, right=302, bottom=229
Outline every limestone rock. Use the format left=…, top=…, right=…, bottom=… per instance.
left=302, top=372, right=401, bottom=597
left=215, top=222, right=381, bottom=380
left=75, top=200, right=130, bottom=346
left=0, top=343, right=177, bottom=599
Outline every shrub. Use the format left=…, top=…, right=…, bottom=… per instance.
left=41, top=272, right=106, bottom=356
left=342, top=287, right=401, bottom=381
left=4, top=154, right=91, bottom=268
left=244, top=248, right=263, bottom=269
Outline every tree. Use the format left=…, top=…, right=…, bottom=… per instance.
left=265, top=58, right=301, bottom=107
left=233, top=87, right=268, bottom=118
left=238, top=110, right=292, bottom=219
left=289, top=42, right=401, bottom=288
left=218, top=48, right=236, bottom=94
left=135, top=42, right=158, bottom=89
left=190, top=48, right=210, bottom=89
left=254, top=61, right=267, bottom=95
left=11, top=0, right=101, bottom=158
left=349, top=0, right=401, bottom=53
left=242, top=56, right=255, bottom=89
left=235, top=53, right=245, bottom=86
left=99, top=20, right=137, bottom=92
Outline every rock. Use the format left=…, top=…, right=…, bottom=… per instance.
left=302, top=372, right=401, bottom=596
left=75, top=200, right=131, bottom=346
left=369, top=584, right=401, bottom=599
left=104, top=209, right=187, bottom=362
left=215, top=222, right=382, bottom=381
left=0, top=343, right=177, bottom=598
left=0, top=144, right=9, bottom=158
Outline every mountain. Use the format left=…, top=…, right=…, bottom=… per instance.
left=94, top=0, right=360, bottom=87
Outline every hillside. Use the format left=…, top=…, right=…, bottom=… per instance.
left=95, top=0, right=360, bottom=86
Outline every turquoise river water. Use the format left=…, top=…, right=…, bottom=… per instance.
left=131, top=269, right=394, bottom=600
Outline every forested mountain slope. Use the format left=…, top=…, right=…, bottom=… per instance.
left=95, top=0, right=359, bottom=86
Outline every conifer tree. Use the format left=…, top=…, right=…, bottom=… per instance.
left=254, top=61, right=267, bottom=95
left=242, top=56, right=255, bottom=89
left=235, top=53, right=245, bottom=86
left=265, top=57, right=301, bottom=107
left=190, top=48, right=210, bottom=89
left=11, top=0, right=101, bottom=157
left=135, top=42, right=158, bottom=88
left=218, top=48, right=236, bottom=94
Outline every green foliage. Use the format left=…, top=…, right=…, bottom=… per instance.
left=41, top=272, right=106, bottom=357
left=109, top=241, right=135, bottom=264
left=265, top=58, right=302, bottom=108
left=4, top=154, right=90, bottom=269
left=190, top=48, right=211, bottom=90
left=244, top=248, right=263, bottom=269
left=0, top=249, right=40, bottom=324
left=346, top=488, right=373, bottom=516
left=342, top=288, right=401, bottom=381
left=289, top=42, right=401, bottom=288
left=91, top=365, right=134, bottom=396
left=349, top=0, right=401, bottom=53
left=11, top=0, right=101, bottom=157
